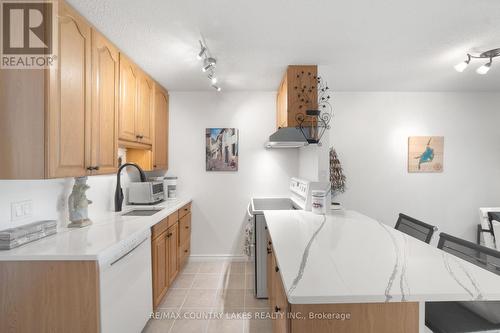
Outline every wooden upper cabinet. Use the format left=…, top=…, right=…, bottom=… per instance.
left=276, top=65, right=318, bottom=128
left=90, top=30, right=119, bottom=175
left=136, top=72, right=154, bottom=145
left=46, top=2, right=92, bottom=178
left=153, top=83, right=169, bottom=170
left=276, top=72, right=288, bottom=129
left=119, top=54, right=138, bottom=142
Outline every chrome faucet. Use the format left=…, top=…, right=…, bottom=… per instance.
left=115, top=163, right=147, bottom=212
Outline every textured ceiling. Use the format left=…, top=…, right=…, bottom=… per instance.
left=67, top=0, right=500, bottom=92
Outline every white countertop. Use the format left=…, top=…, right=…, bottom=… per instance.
left=0, top=198, right=191, bottom=261
left=265, top=210, right=500, bottom=304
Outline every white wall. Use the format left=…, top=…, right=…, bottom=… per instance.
left=327, top=92, right=500, bottom=242
left=168, top=92, right=298, bottom=256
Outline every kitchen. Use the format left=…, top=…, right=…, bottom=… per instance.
left=1, top=0, right=500, bottom=333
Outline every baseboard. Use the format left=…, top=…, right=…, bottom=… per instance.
left=188, top=254, right=251, bottom=262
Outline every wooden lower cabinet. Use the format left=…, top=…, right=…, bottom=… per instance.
left=167, top=223, right=179, bottom=285
left=266, top=231, right=274, bottom=310
left=152, top=217, right=179, bottom=309
left=152, top=229, right=169, bottom=308
left=178, top=208, right=192, bottom=268
left=0, top=261, right=100, bottom=333
left=268, top=244, right=418, bottom=333
left=151, top=204, right=192, bottom=309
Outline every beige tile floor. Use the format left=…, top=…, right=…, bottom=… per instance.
left=143, top=260, right=273, bottom=333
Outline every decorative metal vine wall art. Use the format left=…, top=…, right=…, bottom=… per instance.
left=294, top=74, right=333, bottom=145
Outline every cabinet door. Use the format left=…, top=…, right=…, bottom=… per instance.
left=136, top=72, right=154, bottom=145
left=47, top=2, right=91, bottom=178
left=152, top=233, right=169, bottom=309
left=273, top=260, right=290, bottom=333
left=153, top=84, right=168, bottom=170
left=276, top=73, right=288, bottom=129
left=90, top=30, right=119, bottom=175
left=167, top=224, right=179, bottom=285
left=179, top=212, right=191, bottom=247
left=118, top=54, right=138, bottom=142
left=267, top=232, right=273, bottom=308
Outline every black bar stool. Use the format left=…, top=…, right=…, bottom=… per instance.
left=394, top=213, right=437, bottom=243
left=426, top=233, right=500, bottom=333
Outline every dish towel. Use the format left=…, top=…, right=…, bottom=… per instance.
left=244, top=220, right=254, bottom=257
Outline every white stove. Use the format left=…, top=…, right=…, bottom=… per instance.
left=248, top=177, right=329, bottom=298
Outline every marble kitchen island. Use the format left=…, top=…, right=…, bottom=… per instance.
left=264, top=210, right=500, bottom=333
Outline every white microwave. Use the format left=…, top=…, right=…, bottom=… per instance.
left=128, top=182, right=164, bottom=205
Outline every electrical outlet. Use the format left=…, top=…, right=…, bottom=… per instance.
left=11, top=200, right=33, bottom=221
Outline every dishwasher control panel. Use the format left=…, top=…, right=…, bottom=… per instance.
left=98, top=228, right=151, bottom=268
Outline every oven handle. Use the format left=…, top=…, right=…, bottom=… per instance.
left=110, top=238, right=148, bottom=266
left=247, top=203, right=254, bottom=219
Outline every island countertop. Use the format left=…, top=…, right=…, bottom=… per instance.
left=264, top=210, right=500, bottom=304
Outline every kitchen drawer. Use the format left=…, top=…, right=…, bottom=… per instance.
left=179, top=203, right=191, bottom=219
left=151, top=217, right=168, bottom=240
left=179, top=212, right=191, bottom=245
left=167, top=211, right=178, bottom=228
left=179, top=240, right=190, bottom=268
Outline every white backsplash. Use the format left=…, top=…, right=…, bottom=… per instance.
left=0, top=149, right=163, bottom=231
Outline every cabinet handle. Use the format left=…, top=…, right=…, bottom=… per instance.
left=184, top=249, right=188, bottom=253
left=185, top=226, right=189, bottom=229
left=167, top=232, right=172, bottom=237
left=268, top=241, right=272, bottom=245
left=153, top=165, right=157, bottom=168
left=94, top=166, right=100, bottom=171
left=274, top=305, right=281, bottom=313
left=275, top=266, right=279, bottom=272
left=86, top=166, right=99, bottom=171
left=267, top=247, right=271, bottom=254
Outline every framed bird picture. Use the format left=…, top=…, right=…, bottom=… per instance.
left=408, top=136, right=444, bottom=173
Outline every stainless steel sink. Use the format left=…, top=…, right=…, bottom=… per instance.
left=122, top=209, right=163, bottom=216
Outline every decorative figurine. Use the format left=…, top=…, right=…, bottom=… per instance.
left=68, top=177, right=93, bottom=228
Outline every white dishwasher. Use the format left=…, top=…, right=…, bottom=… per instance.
left=99, top=228, right=152, bottom=333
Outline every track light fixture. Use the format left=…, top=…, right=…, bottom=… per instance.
left=197, top=39, right=222, bottom=91
left=476, top=59, right=492, bottom=75
left=455, top=48, right=499, bottom=75
left=208, top=74, right=217, bottom=84
left=197, top=41, right=207, bottom=60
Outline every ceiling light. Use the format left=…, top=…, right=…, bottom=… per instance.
left=197, top=40, right=207, bottom=60
left=476, top=59, right=492, bottom=75
left=197, top=46, right=206, bottom=60
left=209, top=75, right=217, bottom=84
left=455, top=48, right=499, bottom=75
left=202, top=57, right=217, bottom=72
left=454, top=55, right=471, bottom=72
left=196, top=37, right=222, bottom=91
left=202, top=64, right=213, bottom=72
